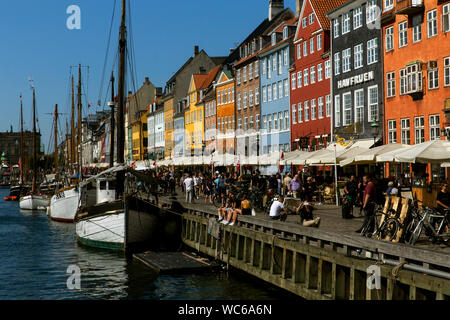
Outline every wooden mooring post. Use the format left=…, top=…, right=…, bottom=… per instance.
left=181, top=209, right=450, bottom=300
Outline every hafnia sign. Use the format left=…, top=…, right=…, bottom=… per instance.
left=337, top=71, right=374, bottom=89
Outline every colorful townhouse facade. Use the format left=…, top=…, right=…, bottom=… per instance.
left=259, top=16, right=298, bottom=155
left=290, top=0, right=345, bottom=151
left=216, top=68, right=236, bottom=154
left=163, top=95, right=174, bottom=160
left=381, top=0, right=450, bottom=180
left=203, top=86, right=217, bottom=156
left=328, top=0, right=385, bottom=145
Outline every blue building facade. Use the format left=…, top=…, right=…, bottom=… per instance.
left=173, top=117, right=185, bottom=157
left=259, top=21, right=296, bottom=155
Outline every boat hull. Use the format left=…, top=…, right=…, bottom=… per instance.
left=49, top=187, right=79, bottom=223
left=19, top=195, right=50, bottom=210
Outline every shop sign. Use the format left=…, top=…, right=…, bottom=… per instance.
left=337, top=71, right=374, bottom=89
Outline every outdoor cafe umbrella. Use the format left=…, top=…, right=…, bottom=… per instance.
left=340, top=143, right=407, bottom=166
left=394, top=139, right=450, bottom=164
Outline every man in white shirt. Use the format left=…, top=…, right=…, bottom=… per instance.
left=184, top=174, right=194, bottom=203
left=269, top=196, right=287, bottom=222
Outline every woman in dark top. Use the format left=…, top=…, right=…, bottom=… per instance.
left=204, top=178, right=213, bottom=204
left=436, top=183, right=450, bottom=212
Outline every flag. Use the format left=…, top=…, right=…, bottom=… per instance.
left=153, top=161, right=157, bottom=167
left=236, top=156, right=240, bottom=173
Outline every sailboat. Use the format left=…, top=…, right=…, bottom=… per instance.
left=49, top=72, right=81, bottom=222
left=19, top=83, right=50, bottom=210
left=75, top=0, right=171, bottom=252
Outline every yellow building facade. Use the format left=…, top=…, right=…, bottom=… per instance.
left=131, top=109, right=148, bottom=161
left=164, top=96, right=174, bottom=159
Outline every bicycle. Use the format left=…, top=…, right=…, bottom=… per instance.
left=404, top=206, right=449, bottom=246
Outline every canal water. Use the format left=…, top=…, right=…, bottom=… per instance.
left=0, top=189, right=295, bottom=300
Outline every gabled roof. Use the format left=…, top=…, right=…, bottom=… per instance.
left=191, top=65, right=222, bottom=93
left=310, top=0, right=349, bottom=30
left=274, top=16, right=299, bottom=33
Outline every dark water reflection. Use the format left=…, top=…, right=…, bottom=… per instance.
left=0, top=189, right=296, bottom=300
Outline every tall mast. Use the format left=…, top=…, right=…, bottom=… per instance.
left=32, top=87, right=37, bottom=193
left=54, top=104, right=59, bottom=181
left=116, top=0, right=126, bottom=196
left=77, top=65, right=83, bottom=181
left=71, top=75, right=75, bottom=174
left=20, top=95, right=24, bottom=185
left=109, top=72, right=115, bottom=168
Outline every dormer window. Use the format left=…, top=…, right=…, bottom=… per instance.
left=259, top=38, right=263, bottom=50
left=283, top=26, right=288, bottom=40
left=271, top=33, right=277, bottom=45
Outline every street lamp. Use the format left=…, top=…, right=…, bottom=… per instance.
left=371, top=120, right=379, bottom=145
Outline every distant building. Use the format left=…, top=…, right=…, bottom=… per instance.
left=0, top=130, right=41, bottom=166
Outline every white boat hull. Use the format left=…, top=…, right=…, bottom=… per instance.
left=19, top=195, right=50, bottom=210
left=49, top=187, right=79, bottom=222
left=76, top=212, right=125, bottom=250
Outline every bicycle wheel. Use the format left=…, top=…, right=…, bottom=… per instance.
left=379, top=218, right=399, bottom=241
left=406, top=222, right=422, bottom=245
left=212, top=194, right=222, bottom=208
left=360, top=217, right=375, bottom=238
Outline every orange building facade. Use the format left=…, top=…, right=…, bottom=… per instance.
left=216, top=69, right=236, bottom=154
left=382, top=0, right=450, bottom=181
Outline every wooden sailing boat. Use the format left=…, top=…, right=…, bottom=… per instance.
left=49, top=71, right=81, bottom=222
left=19, top=83, right=50, bottom=210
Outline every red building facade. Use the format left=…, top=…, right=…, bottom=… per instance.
left=290, top=0, right=346, bottom=151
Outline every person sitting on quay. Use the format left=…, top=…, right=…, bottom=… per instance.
left=296, top=200, right=321, bottom=228
left=221, top=194, right=251, bottom=226
left=269, top=195, right=288, bottom=222
left=218, top=199, right=233, bottom=224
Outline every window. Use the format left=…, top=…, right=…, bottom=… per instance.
left=334, top=19, right=339, bottom=38
left=228, top=87, right=231, bottom=103
left=444, top=4, right=450, bottom=33
left=325, top=60, right=331, bottom=79
left=366, top=0, right=377, bottom=25
left=243, top=92, right=248, bottom=109
left=342, top=12, right=350, bottom=34
left=334, top=95, right=341, bottom=127
left=399, top=21, right=408, bottom=48
left=279, top=112, right=283, bottom=130
left=318, top=97, right=324, bottom=119
left=263, top=115, right=266, bottom=130
left=412, top=15, right=422, bottom=43
left=302, top=17, right=307, bottom=28
left=262, top=59, right=266, bottom=75
left=292, top=105, right=297, bottom=124
left=310, top=38, right=314, bottom=54
left=284, top=79, right=288, bottom=97
left=284, top=48, right=288, bottom=66
left=304, top=69, right=309, bottom=86
left=388, top=120, right=397, bottom=144
left=298, top=103, right=303, bottom=122
left=284, top=111, right=289, bottom=130
left=273, top=54, right=277, bottom=72
left=386, top=72, right=396, bottom=97
left=283, top=26, right=288, bottom=40
left=428, top=62, right=439, bottom=90
left=427, top=9, right=437, bottom=38
left=353, top=6, right=362, bottom=29
left=317, top=63, right=323, bottom=82
left=304, top=100, right=309, bottom=121
left=368, top=85, right=378, bottom=122
left=262, top=87, right=267, bottom=102
left=401, top=118, right=410, bottom=145
left=271, top=33, right=277, bottom=46
left=309, top=13, right=314, bottom=25
left=273, top=83, right=277, bottom=100
left=291, top=73, right=296, bottom=90
left=274, top=113, right=278, bottom=131
left=297, top=44, right=301, bottom=59
left=232, top=87, right=235, bottom=102
left=238, top=118, right=242, bottom=130
left=255, top=88, right=259, bottom=105
left=243, top=66, right=247, bottom=82
left=326, top=95, right=331, bottom=117
left=354, top=89, right=364, bottom=124
left=342, top=48, right=351, bottom=73
left=384, top=0, right=393, bottom=11
left=244, top=117, right=248, bottom=131
left=400, top=68, right=407, bottom=95
left=406, top=63, right=423, bottom=93
left=317, top=34, right=322, bottom=51
left=430, top=115, right=440, bottom=141
left=334, top=52, right=340, bottom=75
left=249, top=63, right=253, bottom=80
left=278, top=81, right=283, bottom=99
left=256, top=115, right=260, bottom=130
left=311, top=99, right=316, bottom=120
left=343, top=92, right=352, bottom=126
left=278, top=52, right=282, bottom=74
left=249, top=89, right=254, bottom=107
left=250, top=116, right=254, bottom=129
left=268, top=84, right=272, bottom=101
left=445, top=57, right=450, bottom=87
left=310, top=66, right=316, bottom=84
left=303, top=41, right=307, bottom=57
left=415, top=116, right=425, bottom=144
left=354, top=44, right=363, bottom=69
left=367, top=38, right=378, bottom=65
left=385, top=26, right=394, bottom=52
left=255, top=60, right=259, bottom=78
left=297, top=71, right=302, bottom=88
left=268, top=57, right=271, bottom=78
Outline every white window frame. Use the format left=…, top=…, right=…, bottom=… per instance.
left=414, top=116, right=425, bottom=144
left=304, top=69, right=309, bottom=86
left=262, top=87, right=267, bottom=103
left=273, top=83, right=277, bottom=100
left=310, top=37, right=314, bottom=54
left=342, top=12, right=350, bottom=34
left=367, top=38, right=378, bottom=65
left=444, top=56, right=450, bottom=87
left=342, top=48, right=351, bottom=73
left=243, top=66, right=247, bottom=82
left=297, top=44, right=301, bottom=59
left=298, top=102, right=303, bottom=123
left=310, top=66, right=316, bottom=84
left=343, top=92, right=352, bottom=126
left=368, top=85, right=378, bottom=122
left=444, top=4, right=450, bottom=33
left=243, top=91, right=248, bottom=109
left=317, top=34, right=322, bottom=51
left=326, top=95, right=331, bottom=118
left=284, top=79, right=288, bottom=97
left=366, top=0, right=377, bottom=25
left=325, top=60, right=331, bottom=79
left=386, top=71, right=396, bottom=98
left=428, top=62, right=439, bottom=90
left=334, top=52, right=340, bottom=75
left=291, top=73, right=296, bottom=90
left=318, top=96, right=324, bottom=119
left=297, top=71, right=302, bottom=88
left=311, top=98, right=316, bottom=120
left=334, top=19, right=339, bottom=38
left=303, top=41, right=308, bottom=57
left=249, top=89, right=254, bottom=107
left=354, top=89, right=364, bottom=124
left=412, top=15, right=422, bottom=43
left=429, top=114, right=440, bottom=141
left=399, top=21, right=408, bottom=48
left=401, top=118, right=411, bottom=145
left=388, top=120, right=397, bottom=144
left=317, top=63, right=323, bottom=82
left=385, top=26, right=394, bottom=52
left=292, top=104, right=297, bottom=124
left=427, top=9, right=437, bottom=38
left=334, top=95, right=341, bottom=127
left=354, top=43, right=363, bottom=69
left=255, top=88, right=259, bottom=105
left=304, top=100, right=309, bottom=122
left=353, top=6, right=362, bottom=30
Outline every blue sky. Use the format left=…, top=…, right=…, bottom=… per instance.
left=0, top=0, right=297, bottom=152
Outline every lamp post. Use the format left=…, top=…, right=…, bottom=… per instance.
left=371, top=120, right=379, bottom=145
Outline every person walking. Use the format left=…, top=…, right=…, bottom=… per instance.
left=343, top=175, right=358, bottom=219
left=356, top=176, right=376, bottom=233
left=283, top=173, right=292, bottom=196
left=184, top=174, right=194, bottom=204
left=289, top=174, right=303, bottom=199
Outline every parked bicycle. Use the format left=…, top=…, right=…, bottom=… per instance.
left=404, top=206, right=449, bottom=246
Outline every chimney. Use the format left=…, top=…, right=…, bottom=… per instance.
left=229, top=48, right=235, bottom=55
left=144, top=77, right=150, bottom=85
left=296, top=0, right=303, bottom=17
left=269, top=0, right=284, bottom=21
left=194, top=45, right=199, bottom=57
